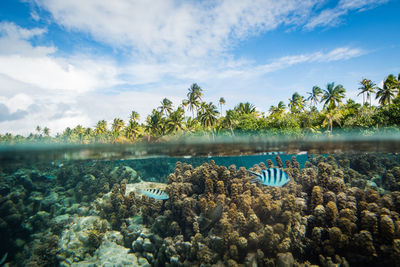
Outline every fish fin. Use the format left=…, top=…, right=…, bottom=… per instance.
left=248, top=170, right=262, bottom=178
left=250, top=178, right=261, bottom=183
left=0, top=253, right=7, bottom=265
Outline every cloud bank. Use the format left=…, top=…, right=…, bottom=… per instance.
left=32, top=0, right=383, bottom=58
left=0, top=0, right=389, bottom=135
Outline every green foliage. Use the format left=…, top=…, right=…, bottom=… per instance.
left=376, top=74, right=398, bottom=106
left=235, top=114, right=261, bottom=132
left=234, top=102, right=257, bottom=116
left=166, top=107, right=185, bottom=134
left=374, top=96, right=400, bottom=126
left=185, top=83, right=203, bottom=117
left=159, top=98, right=173, bottom=116
left=2, top=74, right=400, bottom=144
left=198, top=102, right=219, bottom=131
left=145, top=109, right=166, bottom=139
left=322, top=82, right=346, bottom=110
left=288, top=92, right=305, bottom=113
left=307, top=86, right=323, bottom=107
left=358, top=78, right=377, bottom=105
left=268, top=113, right=300, bottom=131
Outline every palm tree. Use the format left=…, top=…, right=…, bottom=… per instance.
left=376, top=77, right=397, bottom=106
left=234, top=102, right=257, bottom=115
left=95, top=120, right=107, bottom=135
left=166, top=107, right=185, bottom=133
left=197, top=101, right=207, bottom=116
left=398, top=73, right=400, bottom=94
left=322, top=108, right=342, bottom=133
left=74, top=125, right=85, bottom=143
left=111, top=118, right=125, bottom=138
left=219, top=97, right=226, bottom=116
left=307, top=86, right=323, bottom=107
left=158, top=98, right=173, bottom=117
left=198, top=102, right=219, bottom=136
left=62, top=127, right=72, bottom=142
left=186, top=83, right=203, bottom=118
left=36, top=125, right=41, bottom=136
left=185, top=117, right=199, bottom=133
left=269, top=101, right=286, bottom=117
left=288, top=92, right=305, bottom=113
left=3, top=133, right=13, bottom=143
left=129, top=111, right=140, bottom=123
left=125, top=119, right=141, bottom=141
left=84, top=127, right=92, bottom=142
left=358, top=79, right=377, bottom=105
left=145, top=109, right=165, bottom=140
left=43, top=127, right=50, bottom=137
left=220, top=109, right=238, bottom=136
left=321, top=82, right=346, bottom=110
left=384, top=74, right=399, bottom=90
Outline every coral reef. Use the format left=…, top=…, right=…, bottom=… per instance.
left=127, top=155, right=400, bottom=266
left=0, top=160, right=141, bottom=266
left=57, top=215, right=150, bottom=266
left=2, top=152, right=400, bottom=266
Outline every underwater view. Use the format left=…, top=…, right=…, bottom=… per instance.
left=1, top=136, right=400, bottom=267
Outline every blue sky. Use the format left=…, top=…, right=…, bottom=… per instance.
left=0, top=0, right=399, bottom=135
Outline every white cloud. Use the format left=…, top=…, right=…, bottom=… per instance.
left=0, top=21, right=55, bottom=56
left=216, top=47, right=365, bottom=78
left=0, top=22, right=120, bottom=93
left=32, top=0, right=320, bottom=58
left=0, top=22, right=122, bottom=134
left=339, top=0, right=388, bottom=10
left=0, top=21, right=46, bottom=39
left=31, top=0, right=388, bottom=58
left=1, top=93, right=34, bottom=113
left=304, top=0, right=388, bottom=29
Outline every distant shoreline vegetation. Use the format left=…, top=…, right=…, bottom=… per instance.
left=1, top=74, right=400, bottom=144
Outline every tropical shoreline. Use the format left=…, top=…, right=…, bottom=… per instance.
left=1, top=74, right=400, bottom=144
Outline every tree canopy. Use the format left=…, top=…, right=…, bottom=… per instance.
left=3, top=74, right=400, bottom=144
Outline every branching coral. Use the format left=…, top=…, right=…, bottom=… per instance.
left=143, top=155, right=400, bottom=266
left=7, top=152, right=400, bottom=266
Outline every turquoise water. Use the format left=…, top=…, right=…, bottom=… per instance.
left=1, top=136, right=400, bottom=266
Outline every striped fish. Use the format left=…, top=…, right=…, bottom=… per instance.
left=140, top=188, right=169, bottom=200
left=248, top=168, right=290, bottom=187
left=262, top=151, right=285, bottom=155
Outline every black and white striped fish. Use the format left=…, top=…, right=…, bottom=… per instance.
left=140, top=188, right=169, bottom=200
left=248, top=168, right=290, bottom=187
left=262, top=151, right=285, bottom=155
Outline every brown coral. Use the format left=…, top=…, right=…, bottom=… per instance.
left=311, top=186, right=323, bottom=209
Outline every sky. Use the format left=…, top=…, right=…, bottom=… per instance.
left=0, top=0, right=399, bottom=135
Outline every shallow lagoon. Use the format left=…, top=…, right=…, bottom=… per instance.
left=1, top=135, right=400, bottom=266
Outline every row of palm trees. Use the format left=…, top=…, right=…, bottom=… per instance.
left=2, top=74, right=400, bottom=144
left=273, top=81, right=346, bottom=115
left=280, top=74, right=400, bottom=115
